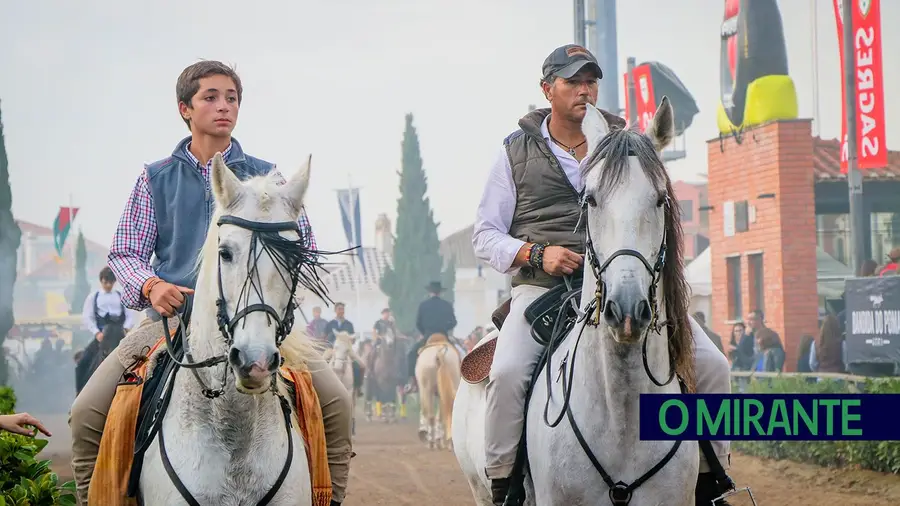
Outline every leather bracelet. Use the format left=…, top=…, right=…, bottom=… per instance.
left=142, top=277, right=163, bottom=299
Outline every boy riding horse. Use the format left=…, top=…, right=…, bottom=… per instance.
left=68, top=60, right=353, bottom=506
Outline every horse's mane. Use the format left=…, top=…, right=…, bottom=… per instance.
left=193, top=175, right=321, bottom=375
left=582, top=125, right=696, bottom=392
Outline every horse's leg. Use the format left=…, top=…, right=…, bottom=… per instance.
left=416, top=358, right=436, bottom=445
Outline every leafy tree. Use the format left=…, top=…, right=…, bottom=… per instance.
left=69, top=230, right=89, bottom=314
left=380, top=114, right=455, bottom=335
left=0, top=101, right=21, bottom=386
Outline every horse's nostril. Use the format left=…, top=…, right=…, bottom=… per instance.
left=635, top=299, right=652, bottom=324
left=268, top=352, right=281, bottom=372
left=229, top=347, right=244, bottom=367
left=604, top=300, right=623, bottom=326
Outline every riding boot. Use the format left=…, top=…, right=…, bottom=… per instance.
left=695, top=472, right=732, bottom=506
left=491, top=477, right=511, bottom=506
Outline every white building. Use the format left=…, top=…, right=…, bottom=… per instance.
left=439, top=224, right=511, bottom=335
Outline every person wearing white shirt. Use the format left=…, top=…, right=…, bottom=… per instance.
left=81, top=267, right=134, bottom=341
left=473, top=44, right=732, bottom=505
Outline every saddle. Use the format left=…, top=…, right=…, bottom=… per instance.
left=461, top=278, right=582, bottom=384
left=88, top=332, right=332, bottom=506
left=418, top=333, right=463, bottom=361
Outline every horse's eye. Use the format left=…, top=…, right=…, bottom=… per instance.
left=219, top=248, right=233, bottom=263
left=586, top=195, right=598, bottom=207
left=656, top=195, right=667, bottom=208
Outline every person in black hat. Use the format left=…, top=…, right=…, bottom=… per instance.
left=404, top=281, right=458, bottom=392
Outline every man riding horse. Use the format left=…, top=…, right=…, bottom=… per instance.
left=69, top=60, right=353, bottom=506
left=472, top=45, right=734, bottom=505
left=406, top=281, right=458, bottom=392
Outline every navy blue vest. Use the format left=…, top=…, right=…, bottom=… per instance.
left=145, top=136, right=274, bottom=289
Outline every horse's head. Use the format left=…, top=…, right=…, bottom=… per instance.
left=579, top=97, right=681, bottom=344
left=100, top=321, right=127, bottom=354
left=205, top=152, right=318, bottom=394
left=380, top=326, right=396, bottom=347
left=331, top=331, right=354, bottom=361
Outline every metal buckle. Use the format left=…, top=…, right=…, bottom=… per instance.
left=711, top=486, right=757, bottom=505
left=609, top=482, right=633, bottom=505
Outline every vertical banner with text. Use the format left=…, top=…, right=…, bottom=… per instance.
left=832, top=0, right=887, bottom=172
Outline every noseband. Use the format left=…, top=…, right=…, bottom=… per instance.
left=161, top=215, right=303, bottom=399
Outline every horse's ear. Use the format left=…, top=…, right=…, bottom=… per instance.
left=210, top=153, right=243, bottom=208
left=282, top=154, right=312, bottom=215
left=646, top=96, right=675, bottom=152
left=582, top=103, right=610, bottom=156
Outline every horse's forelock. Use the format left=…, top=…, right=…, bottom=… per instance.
left=581, top=126, right=668, bottom=201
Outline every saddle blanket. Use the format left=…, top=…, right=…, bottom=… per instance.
left=88, top=335, right=332, bottom=506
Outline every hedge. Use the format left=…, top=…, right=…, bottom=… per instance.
left=0, top=386, right=76, bottom=505
left=731, top=375, right=900, bottom=474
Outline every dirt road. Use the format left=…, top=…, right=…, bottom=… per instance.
left=46, top=417, right=900, bottom=505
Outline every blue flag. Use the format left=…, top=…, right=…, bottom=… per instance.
left=336, top=188, right=366, bottom=274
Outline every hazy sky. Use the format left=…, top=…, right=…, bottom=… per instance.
left=1, top=0, right=897, bottom=253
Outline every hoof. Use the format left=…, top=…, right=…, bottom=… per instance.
left=418, top=429, right=428, bottom=443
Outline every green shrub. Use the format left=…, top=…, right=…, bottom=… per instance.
left=0, top=387, right=14, bottom=416
left=731, top=375, right=900, bottom=474
left=0, top=389, right=76, bottom=505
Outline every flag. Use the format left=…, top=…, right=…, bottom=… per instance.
left=833, top=0, right=887, bottom=172
left=53, top=206, right=79, bottom=257
left=336, top=188, right=366, bottom=274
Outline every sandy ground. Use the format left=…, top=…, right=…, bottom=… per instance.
left=40, top=413, right=900, bottom=505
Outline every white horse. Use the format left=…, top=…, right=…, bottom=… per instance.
left=324, top=330, right=364, bottom=433
left=139, top=153, right=319, bottom=505
left=454, top=98, right=700, bottom=505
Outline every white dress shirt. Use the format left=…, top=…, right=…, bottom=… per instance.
left=82, top=289, right=136, bottom=335
left=473, top=115, right=583, bottom=274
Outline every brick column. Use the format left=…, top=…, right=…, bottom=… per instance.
left=706, top=120, right=819, bottom=371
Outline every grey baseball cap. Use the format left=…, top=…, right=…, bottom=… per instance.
left=541, top=44, right=603, bottom=81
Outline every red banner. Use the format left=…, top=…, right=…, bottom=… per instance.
left=833, top=0, right=887, bottom=172
left=631, top=64, right=657, bottom=132
left=623, top=72, right=631, bottom=125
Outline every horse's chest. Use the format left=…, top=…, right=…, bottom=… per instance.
left=140, top=418, right=310, bottom=505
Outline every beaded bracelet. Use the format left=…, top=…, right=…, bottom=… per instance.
left=529, top=243, right=547, bottom=270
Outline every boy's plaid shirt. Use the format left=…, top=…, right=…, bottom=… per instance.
left=108, top=143, right=316, bottom=310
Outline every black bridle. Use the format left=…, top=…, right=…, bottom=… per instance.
left=152, top=213, right=326, bottom=506
left=537, top=188, right=682, bottom=506
left=161, top=215, right=307, bottom=399
left=582, top=193, right=675, bottom=388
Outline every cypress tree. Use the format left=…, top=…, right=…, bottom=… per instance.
left=70, top=230, right=89, bottom=314
left=0, top=101, right=22, bottom=385
left=380, top=114, right=455, bottom=335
